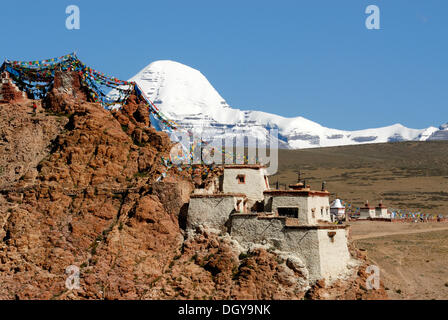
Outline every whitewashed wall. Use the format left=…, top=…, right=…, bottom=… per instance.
left=308, top=195, right=331, bottom=223
left=264, top=194, right=331, bottom=225
left=317, top=229, right=350, bottom=280
left=222, top=168, right=268, bottom=205
left=359, top=208, right=375, bottom=219
left=187, top=196, right=242, bottom=233
left=375, top=207, right=389, bottom=218
left=230, top=214, right=351, bottom=281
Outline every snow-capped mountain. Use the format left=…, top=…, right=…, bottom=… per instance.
left=129, top=60, right=444, bottom=149
left=426, top=123, right=448, bottom=141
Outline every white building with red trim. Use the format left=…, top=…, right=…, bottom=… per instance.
left=359, top=201, right=376, bottom=219
left=221, top=164, right=270, bottom=208
left=186, top=165, right=356, bottom=282
left=359, top=200, right=390, bottom=219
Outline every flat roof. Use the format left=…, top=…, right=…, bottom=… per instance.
left=190, top=193, right=247, bottom=199
left=223, top=164, right=266, bottom=169
left=285, top=224, right=349, bottom=230
left=264, top=190, right=330, bottom=197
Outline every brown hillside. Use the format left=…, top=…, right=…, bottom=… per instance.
left=271, top=142, right=448, bottom=214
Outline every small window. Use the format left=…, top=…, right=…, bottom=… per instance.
left=278, top=207, right=298, bottom=218
left=311, top=208, right=315, bottom=218
left=236, top=174, right=245, bottom=184
left=236, top=200, right=241, bottom=211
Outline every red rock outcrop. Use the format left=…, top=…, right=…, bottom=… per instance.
left=0, top=72, right=27, bottom=103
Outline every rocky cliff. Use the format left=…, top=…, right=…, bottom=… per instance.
left=0, top=71, right=387, bottom=300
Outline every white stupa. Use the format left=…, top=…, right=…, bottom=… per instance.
left=330, top=199, right=346, bottom=220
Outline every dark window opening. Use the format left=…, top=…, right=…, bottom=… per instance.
left=278, top=207, right=299, bottom=218
left=237, top=174, right=246, bottom=184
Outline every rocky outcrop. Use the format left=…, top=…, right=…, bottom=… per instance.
left=142, top=229, right=310, bottom=300
left=0, top=72, right=27, bottom=103
left=0, top=72, right=191, bottom=299
left=0, top=100, right=65, bottom=189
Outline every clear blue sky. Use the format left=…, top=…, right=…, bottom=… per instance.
left=1, top=0, right=446, bottom=130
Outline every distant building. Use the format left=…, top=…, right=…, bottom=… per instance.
left=330, top=199, right=346, bottom=221
left=375, top=201, right=390, bottom=219
left=359, top=200, right=390, bottom=219
left=359, top=201, right=376, bottom=219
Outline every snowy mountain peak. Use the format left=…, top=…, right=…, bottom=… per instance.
left=131, top=60, right=232, bottom=121
left=439, top=123, right=448, bottom=130
left=129, top=60, right=446, bottom=149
